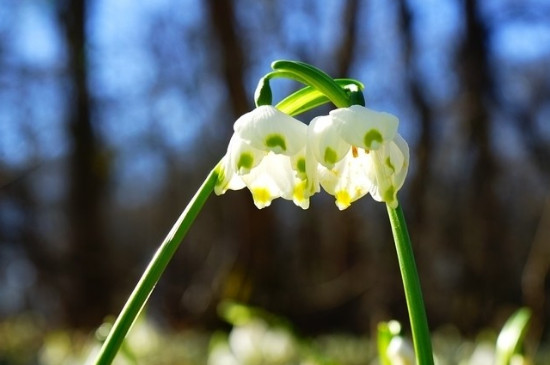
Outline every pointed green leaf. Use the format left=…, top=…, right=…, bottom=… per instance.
left=495, top=307, right=531, bottom=365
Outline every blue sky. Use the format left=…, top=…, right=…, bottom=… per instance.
left=1, top=0, right=549, bottom=200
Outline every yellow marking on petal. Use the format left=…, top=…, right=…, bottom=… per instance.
left=251, top=187, right=272, bottom=208
left=335, top=190, right=351, bottom=210
left=293, top=181, right=310, bottom=209
left=294, top=184, right=304, bottom=201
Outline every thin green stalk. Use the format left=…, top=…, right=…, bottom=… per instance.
left=94, top=167, right=219, bottom=365
left=386, top=204, right=434, bottom=365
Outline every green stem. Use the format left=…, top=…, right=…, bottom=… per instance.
left=386, top=204, right=434, bottom=365
left=268, top=60, right=351, bottom=108
left=94, top=167, right=219, bottom=365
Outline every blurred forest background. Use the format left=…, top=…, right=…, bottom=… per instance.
left=1, top=0, right=550, bottom=353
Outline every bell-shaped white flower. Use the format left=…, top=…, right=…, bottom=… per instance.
left=309, top=105, right=409, bottom=209
left=215, top=105, right=313, bottom=209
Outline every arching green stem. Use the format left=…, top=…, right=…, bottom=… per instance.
left=93, top=167, right=219, bottom=365
left=268, top=60, right=350, bottom=107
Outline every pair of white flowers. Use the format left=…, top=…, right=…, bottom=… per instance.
left=215, top=104, right=409, bottom=210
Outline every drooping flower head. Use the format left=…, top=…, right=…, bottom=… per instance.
left=215, top=105, right=315, bottom=209
left=216, top=104, right=409, bottom=210
left=309, top=105, right=409, bottom=209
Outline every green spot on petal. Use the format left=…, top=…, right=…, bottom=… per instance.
left=324, top=147, right=337, bottom=165
left=265, top=134, right=286, bottom=152
left=364, top=130, right=383, bottom=149
left=237, top=153, right=254, bottom=171
left=297, top=158, right=306, bottom=174
left=385, top=157, right=395, bottom=172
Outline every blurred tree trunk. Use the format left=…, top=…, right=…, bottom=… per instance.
left=205, top=0, right=249, bottom=119
left=397, top=0, right=443, bottom=323
left=511, top=73, right=550, bottom=345
left=203, top=0, right=278, bottom=311
left=334, top=0, right=360, bottom=78
left=397, top=0, right=433, bottom=227
left=512, top=89, right=550, bottom=180
left=457, top=0, right=505, bottom=330
left=522, top=197, right=550, bottom=348
left=57, top=0, right=112, bottom=328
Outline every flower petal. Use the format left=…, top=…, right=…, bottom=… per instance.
left=330, top=105, right=398, bottom=150
left=318, top=148, right=373, bottom=210
left=290, top=147, right=307, bottom=179
left=389, top=133, right=410, bottom=191
left=240, top=154, right=310, bottom=209
left=227, top=134, right=267, bottom=175
left=215, top=154, right=245, bottom=196
left=234, top=105, right=307, bottom=155
left=308, top=115, right=350, bottom=169
left=367, top=133, right=409, bottom=208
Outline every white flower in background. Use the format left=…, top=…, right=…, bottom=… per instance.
left=228, top=320, right=267, bottom=364
left=207, top=319, right=297, bottom=365
left=215, top=105, right=314, bottom=209
left=309, top=105, right=409, bottom=209
left=387, top=336, right=416, bottom=365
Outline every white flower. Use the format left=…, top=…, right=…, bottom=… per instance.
left=309, top=105, right=409, bottom=209
left=387, top=336, right=416, bottom=365
left=215, top=104, right=408, bottom=210
left=215, top=105, right=314, bottom=209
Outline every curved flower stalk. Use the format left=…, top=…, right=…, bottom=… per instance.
left=309, top=105, right=409, bottom=209
left=93, top=60, right=432, bottom=365
left=215, top=105, right=316, bottom=209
